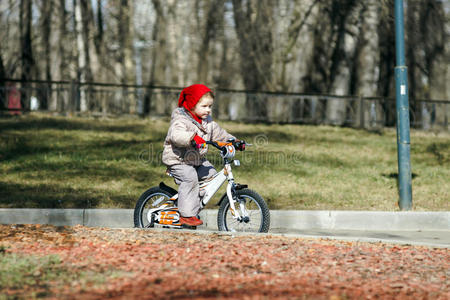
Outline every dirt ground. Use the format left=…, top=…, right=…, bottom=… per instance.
left=0, top=224, right=448, bottom=299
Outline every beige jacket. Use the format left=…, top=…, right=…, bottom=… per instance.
left=162, top=108, right=235, bottom=166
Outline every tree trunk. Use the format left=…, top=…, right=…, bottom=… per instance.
left=92, top=0, right=107, bottom=115
left=196, top=0, right=224, bottom=83
left=305, top=0, right=357, bottom=125
left=377, top=0, right=396, bottom=126
left=86, top=1, right=100, bottom=84
left=93, top=0, right=105, bottom=78
left=0, top=51, right=5, bottom=109
left=40, top=0, right=53, bottom=110
left=232, top=0, right=275, bottom=120
left=232, top=0, right=274, bottom=91
left=278, top=0, right=319, bottom=91
left=118, top=0, right=136, bottom=114
left=353, top=0, right=379, bottom=128
left=330, top=0, right=357, bottom=126
left=74, top=0, right=86, bottom=111
left=419, top=0, right=446, bottom=129
left=51, top=0, right=68, bottom=112
left=142, top=0, right=164, bottom=116
left=20, top=0, right=33, bottom=111
left=52, top=0, right=68, bottom=111
left=165, top=1, right=182, bottom=87
left=95, top=0, right=104, bottom=51
left=406, top=0, right=420, bottom=127
left=74, top=0, right=93, bottom=112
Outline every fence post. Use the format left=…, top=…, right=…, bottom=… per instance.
left=360, top=96, right=365, bottom=129
left=445, top=107, right=448, bottom=129
left=70, top=80, right=78, bottom=113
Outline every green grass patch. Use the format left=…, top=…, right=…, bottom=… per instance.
left=0, top=251, right=123, bottom=299
left=0, top=113, right=449, bottom=211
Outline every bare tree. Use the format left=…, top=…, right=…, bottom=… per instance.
left=377, top=0, right=396, bottom=126
left=277, top=0, right=319, bottom=91
left=20, top=0, right=33, bottom=110
left=95, top=0, right=104, bottom=53
left=405, top=0, right=447, bottom=128
left=406, top=0, right=420, bottom=119
left=417, top=0, right=447, bottom=128
left=0, top=7, right=5, bottom=103
left=0, top=50, right=5, bottom=109
left=117, top=0, right=136, bottom=113
left=420, top=0, right=446, bottom=96
left=142, top=0, right=164, bottom=116
left=38, top=0, right=53, bottom=110
left=232, top=0, right=275, bottom=91
left=1, top=0, right=448, bottom=119
left=49, top=0, right=68, bottom=111
left=303, top=0, right=358, bottom=125
left=74, top=0, right=96, bottom=112
left=349, top=1, right=380, bottom=128
left=232, top=0, right=275, bottom=119
left=74, top=0, right=87, bottom=111
left=196, top=0, right=224, bottom=83
left=0, top=51, right=4, bottom=82
left=0, top=6, right=6, bottom=108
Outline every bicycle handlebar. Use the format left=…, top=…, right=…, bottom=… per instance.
left=206, top=140, right=247, bottom=152
left=205, top=140, right=222, bottom=150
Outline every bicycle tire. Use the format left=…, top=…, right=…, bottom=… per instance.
left=134, top=187, right=174, bottom=228
left=217, top=189, right=270, bottom=233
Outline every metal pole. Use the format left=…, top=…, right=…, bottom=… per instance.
left=394, top=0, right=412, bottom=210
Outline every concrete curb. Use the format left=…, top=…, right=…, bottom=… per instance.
left=0, top=209, right=448, bottom=231
left=269, top=210, right=450, bottom=231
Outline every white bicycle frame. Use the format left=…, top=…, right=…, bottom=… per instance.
left=170, top=162, right=247, bottom=218
left=146, top=144, right=249, bottom=225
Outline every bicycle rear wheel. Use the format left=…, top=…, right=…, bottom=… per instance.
left=134, top=187, right=174, bottom=228
left=217, top=189, right=270, bottom=233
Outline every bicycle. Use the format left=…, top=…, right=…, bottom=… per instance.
left=133, top=140, right=270, bottom=233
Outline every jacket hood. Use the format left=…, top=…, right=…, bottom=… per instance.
left=177, top=84, right=212, bottom=111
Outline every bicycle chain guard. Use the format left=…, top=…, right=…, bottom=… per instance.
left=154, top=208, right=181, bottom=226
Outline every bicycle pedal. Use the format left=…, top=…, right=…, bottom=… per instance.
left=160, top=224, right=182, bottom=229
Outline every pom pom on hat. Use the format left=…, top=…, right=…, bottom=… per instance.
left=178, top=84, right=212, bottom=111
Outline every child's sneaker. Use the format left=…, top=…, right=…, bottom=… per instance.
left=180, top=216, right=203, bottom=226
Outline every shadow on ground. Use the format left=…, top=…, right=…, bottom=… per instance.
left=0, top=116, right=148, bottom=133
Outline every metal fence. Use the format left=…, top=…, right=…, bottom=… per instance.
left=1, top=80, right=448, bottom=131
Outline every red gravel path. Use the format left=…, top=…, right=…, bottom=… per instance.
left=1, top=224, right=448, bottom=299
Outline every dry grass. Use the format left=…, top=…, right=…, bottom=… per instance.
left=0, top=113, right=448, bottom=211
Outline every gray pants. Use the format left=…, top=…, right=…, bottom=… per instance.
left=169, top=160, right=217, bottom=217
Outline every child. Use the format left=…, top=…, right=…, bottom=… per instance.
left=162, top=84, right=243, bottom=226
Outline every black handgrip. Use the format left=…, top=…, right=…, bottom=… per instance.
left=206, top=141, right=228, bottom=156
left=234, top=140, right=246, bottom=151
left=206, top=140, right=246, bottom=151
left=206, top=141, right=221, bottom=150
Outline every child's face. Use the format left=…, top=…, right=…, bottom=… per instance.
left=192, top=94, right=214, bottom=119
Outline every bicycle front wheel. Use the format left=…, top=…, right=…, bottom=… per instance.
left=217, top=189, right=270, bottom=233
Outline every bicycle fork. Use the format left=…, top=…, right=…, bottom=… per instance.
left=225, top=164, right=250, bottom=222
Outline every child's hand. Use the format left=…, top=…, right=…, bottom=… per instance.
left=191, top=135, right=207, bottom=149
left=235, top=139, right=246, bottom=151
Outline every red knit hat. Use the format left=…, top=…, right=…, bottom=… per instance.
left=178, top=84, right=212, bottom=111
